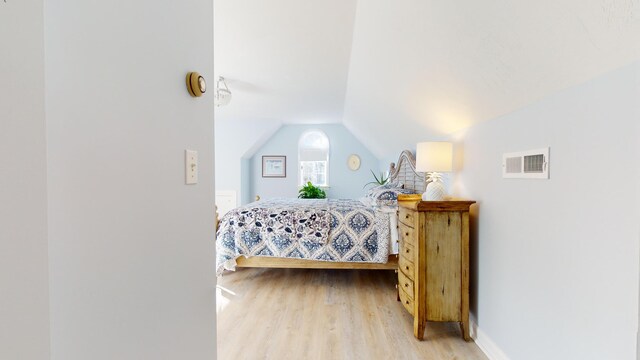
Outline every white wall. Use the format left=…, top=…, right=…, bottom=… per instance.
left=637, top=59, right=640, bottom=360
left=454, top=62, right=640, bottom=360
left=0, top=1, right=51, bottom=359
left=637, top=64, right=640, bottom=360
left=45, top=0, right=216, bottom=359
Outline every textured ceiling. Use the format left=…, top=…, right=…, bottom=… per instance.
left=215, top=0, right=640, bottom=159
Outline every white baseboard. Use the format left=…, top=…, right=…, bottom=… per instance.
left=470, top=320, right=511, bottom=360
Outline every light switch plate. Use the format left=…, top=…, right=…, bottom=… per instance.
left=185, top=149, right=198, bottom=185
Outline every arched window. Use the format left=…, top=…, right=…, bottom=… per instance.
left=298, top=130, right=329, bottom=186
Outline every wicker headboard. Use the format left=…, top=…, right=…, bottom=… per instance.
left=388, top=150, right=426, bottom=193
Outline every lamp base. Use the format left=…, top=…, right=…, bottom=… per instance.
left=422, top=181, right=446, bottom=201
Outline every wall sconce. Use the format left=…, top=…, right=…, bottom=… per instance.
left=215, top=76, right=232, bottom=107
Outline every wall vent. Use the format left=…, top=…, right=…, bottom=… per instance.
left=502, top=148, right=549, bottom=179
left=505, top=157, right=522, bottom=174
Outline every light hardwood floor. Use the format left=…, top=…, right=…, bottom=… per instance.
left=217, top=268, right=488, bottom=360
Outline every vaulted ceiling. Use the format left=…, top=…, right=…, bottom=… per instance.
left=214, top=0, right=357, bottom=124
left=214, top=0, right=640, bottom=159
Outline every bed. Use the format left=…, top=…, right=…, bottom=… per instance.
left=216, top=150, right=426, bottom=275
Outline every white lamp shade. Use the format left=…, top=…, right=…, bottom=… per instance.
left=416, top=142, right=453, bottom=172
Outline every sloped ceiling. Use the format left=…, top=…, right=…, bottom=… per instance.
left=343, top=0, right=640, bottom=160
left=215, top=0, right=640, bottom=160
left=214, top=0, right=357, bottom=124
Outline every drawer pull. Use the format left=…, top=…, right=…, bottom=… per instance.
left=405, top=215, right=409, bottom=219
left=405, top=300, right=410, bottom=305
left=404, top=283, right=409, bottom=287
left=405, top=249, right=410, bottom=253
left=405, top=232, right=409, bottom=236
left=405, top=266, right=409, bottom=271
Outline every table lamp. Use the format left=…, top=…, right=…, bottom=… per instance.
left=415, top=142, right=453, bottom=201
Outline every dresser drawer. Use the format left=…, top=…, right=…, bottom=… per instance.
left=398, top=207, right=416, bottom=228
left=399, top=285, right=414, bottom=316
left=399, top=253, right=415, bottom=279
left=399, top=222, right=416, bottom=248
left=398, top=268, right=415, bottom=298
left=400, top=241, right=415, bottom=264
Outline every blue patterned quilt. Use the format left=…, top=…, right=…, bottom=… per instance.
left=216, top=198, right=391, bottom=275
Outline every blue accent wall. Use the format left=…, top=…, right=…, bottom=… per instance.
left=240, top=158, right=252, bottom=205
left=250, top=124, right=380, bottom=201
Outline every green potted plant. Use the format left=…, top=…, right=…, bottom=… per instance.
left=298, top=182, right=327, bottom=199
left=363, top=170, right=389, bottom=189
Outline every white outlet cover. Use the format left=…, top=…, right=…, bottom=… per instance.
left=185, top=149, right=198, bottom=185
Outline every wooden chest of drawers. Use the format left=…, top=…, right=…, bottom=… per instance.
left=396, top=199, right=475, bottom=341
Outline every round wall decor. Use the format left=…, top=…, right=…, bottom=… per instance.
left=347, top=154, right=361, bottom=171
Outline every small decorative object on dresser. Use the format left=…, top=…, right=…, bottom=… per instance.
left=396, top=195, right=475, bottom=341
left=415, top=142, right=453, bottom=201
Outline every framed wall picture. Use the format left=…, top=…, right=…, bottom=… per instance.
left=262, top=156, right=286, bottom=178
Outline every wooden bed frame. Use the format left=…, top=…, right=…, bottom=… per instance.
left=233, top=150, right=426, bottom=270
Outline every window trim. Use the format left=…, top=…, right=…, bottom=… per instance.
left=298, top=130, right=330, bottom=187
